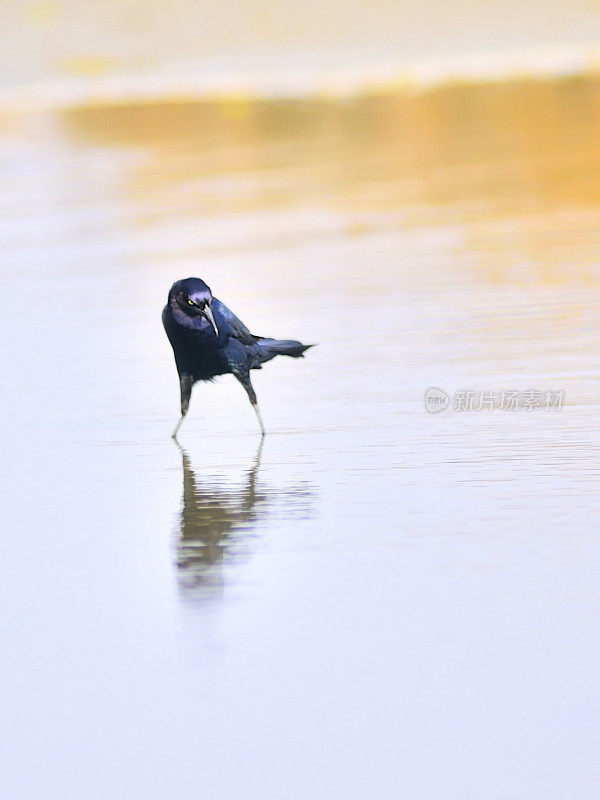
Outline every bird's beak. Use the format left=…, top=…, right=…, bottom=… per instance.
left=203, top=305, right=219, bottom=337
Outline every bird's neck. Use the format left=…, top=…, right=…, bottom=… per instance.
left=170, top=304, right=212, bottom=335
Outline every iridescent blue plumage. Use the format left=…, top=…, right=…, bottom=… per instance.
left=162, top=277, right=313, bottom=436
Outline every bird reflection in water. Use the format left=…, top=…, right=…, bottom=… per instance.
left=173, top=438, right=312, bottom=604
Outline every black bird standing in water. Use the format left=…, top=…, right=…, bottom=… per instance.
left=163, top=277, right=313, bottom=436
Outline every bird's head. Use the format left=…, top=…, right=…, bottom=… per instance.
left=169, top=277, right=218, bottom=336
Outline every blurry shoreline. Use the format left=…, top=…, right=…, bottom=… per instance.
left=3, top=66, right=598, bottom=239
left=2, top=44, right=600, bottom=114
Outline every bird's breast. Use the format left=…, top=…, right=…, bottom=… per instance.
left=179, top=327, right=230, bottom=380
left=163, top=305, right=232, bottom=380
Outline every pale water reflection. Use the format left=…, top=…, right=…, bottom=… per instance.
left=175, top=438, right=314, bottom=604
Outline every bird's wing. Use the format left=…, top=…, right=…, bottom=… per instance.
left=212, top=298, right=262, bottom=345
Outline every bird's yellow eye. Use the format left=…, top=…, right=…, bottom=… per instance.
left=187, top=299, right=195, bottom=306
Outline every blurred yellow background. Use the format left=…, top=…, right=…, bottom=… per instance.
left=2, top=0, right=600, bottom=103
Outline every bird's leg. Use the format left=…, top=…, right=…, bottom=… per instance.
left=172, top=374, right=194, bottom=438
left=252, top=403, right=266, bottom=436
left=234, top=372, right=266, bottom=435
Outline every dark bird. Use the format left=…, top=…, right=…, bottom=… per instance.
left=162, top=277, right=313, bottom=436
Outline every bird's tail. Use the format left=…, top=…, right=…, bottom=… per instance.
left=256, top=339, right=314, bottom=359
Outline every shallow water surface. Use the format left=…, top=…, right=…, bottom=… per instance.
left=2, top=78, right=600, bottom=798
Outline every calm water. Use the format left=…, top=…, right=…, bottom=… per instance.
left=2, top=77, right=600, bottom=798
